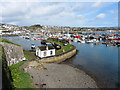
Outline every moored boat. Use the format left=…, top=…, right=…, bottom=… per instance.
left=31, top=44, right=35, bottom=50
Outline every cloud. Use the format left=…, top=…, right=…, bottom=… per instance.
left=71, top=4, right=86, bottom=12
left=91, top=1, right=103, bottom=8
left=2, top=16, right=23, bottom=23
left=108, top=10, right=118, bottom=14
left=0, top=2, right=27, bottom=17
left=0, top=2, right=117, bottom=27
left=96, top=13, right=106, bottom=19
left=88, top=13, right=106, bottom=23
left=77, top=14, right=85, bottom=19
left=29, top=4, right=64, bottom=17
left=0, top=17, right=2, bottom=21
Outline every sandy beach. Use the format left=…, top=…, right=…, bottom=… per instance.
left=25, top=62, right=99, bottom=88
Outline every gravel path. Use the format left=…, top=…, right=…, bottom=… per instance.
left=27, top=63, right=98, bottom=88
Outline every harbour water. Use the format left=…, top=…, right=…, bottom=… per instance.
left=2, top=36, right=43, bottom=50
left=65, top=42, right=118, bottom=88
left=3, top=36, right=118, bottom=88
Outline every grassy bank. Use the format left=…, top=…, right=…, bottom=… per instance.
left=0, top=38, right=21, bottom=46
left=47, top=38, right=74, bottom=55
left=23, top=49, right=36, bottom=61
left=9, top=61, right=35, bottom=88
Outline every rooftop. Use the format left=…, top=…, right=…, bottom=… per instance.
left=38, top=45, right=55, bottom=51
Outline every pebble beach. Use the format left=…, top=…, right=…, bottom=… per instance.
left=26, top=62, right=99, bottom=88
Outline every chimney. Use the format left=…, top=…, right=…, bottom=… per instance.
left=46, top=45, right=48, bottom=50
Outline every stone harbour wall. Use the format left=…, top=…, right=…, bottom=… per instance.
left=0, top=45, right=2, bottom=89
left=0, top=42, right=25, bottom=66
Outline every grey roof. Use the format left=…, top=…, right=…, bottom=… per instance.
left=38, top=45, right=55, bottom=51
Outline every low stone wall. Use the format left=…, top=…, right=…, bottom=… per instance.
left=38, top=47, right=76, bottom=63
left=0, top=42, right=25, bottom=66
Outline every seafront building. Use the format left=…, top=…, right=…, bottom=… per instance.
left=36, top=45, right=55, bottom=58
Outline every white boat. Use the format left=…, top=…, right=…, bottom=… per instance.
left=25, top=36, right=30, bottom=39
left=74, top=38, right=77, bottom=42
left=86, top=40, right=94, bottom=43
left=31, top=37, right=35, bottom=40
left=81, top=40, right=85, bottom=43
left=77, top=39, right=81, bottom=42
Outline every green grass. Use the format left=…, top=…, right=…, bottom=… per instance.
left=0, top=38, right=21, bottom=46
left=9, top=61, right=35, bottom=88
left=23, top=49, right=36, bottom=60
left=47, top=38, right=74, bottom=55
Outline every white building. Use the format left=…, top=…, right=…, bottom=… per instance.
left=13, top=30, right=25, bottom=34
left=36, top=45, right=55, bottom=58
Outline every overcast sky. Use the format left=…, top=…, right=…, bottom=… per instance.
left=0, top=1, right=118, bottom=27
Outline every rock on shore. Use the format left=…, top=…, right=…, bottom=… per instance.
left=27, top=63, right=98, bottom=88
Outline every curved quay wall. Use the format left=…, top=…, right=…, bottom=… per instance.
left=38, top=45, right=76, bottom=63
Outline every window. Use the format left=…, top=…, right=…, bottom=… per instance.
left=37, top=52, right=38, bottom=55
left=44, top=51, right=46, bottom=56
left=50, top=51, right=53, bottom=55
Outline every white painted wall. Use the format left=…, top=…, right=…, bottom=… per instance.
left=36, top=48, right=55, bottom=58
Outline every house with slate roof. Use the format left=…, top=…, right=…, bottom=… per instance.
left=36, top=45, right=55, bottom=58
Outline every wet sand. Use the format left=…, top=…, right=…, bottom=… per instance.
left=26, top=62, right=99, bottom=88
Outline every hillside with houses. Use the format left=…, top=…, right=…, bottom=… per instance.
left=0, top=23, right=119, bottom=36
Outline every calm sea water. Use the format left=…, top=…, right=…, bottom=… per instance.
left=2, top=36, right=43, bottom=50
left=3, top=36, right=118, bottom=88
left=67, top=42, right=118, bottom=88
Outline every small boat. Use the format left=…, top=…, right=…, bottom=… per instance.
left=31, top=44, right=35, bottom=49
left=86, top=40, right=94, bottom=44
left=73, top=38, right=78, bottom=42
left=25, top=36, right=30, bottom=39
left=46, top=43, right=52, bottom=46
left=37, top=38, right=42, bottom=40
left=77, top=39, right=81, bottom=42
left=81, top=40, right=85, bottom=43
left=69, top=39, right=73, bottom=41
left=31, top=37, right=34, bottom=40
